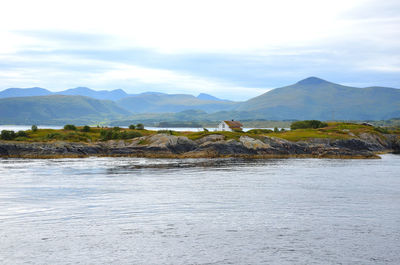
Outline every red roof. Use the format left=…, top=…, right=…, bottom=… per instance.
left=224, top=120, right=243, bottom=128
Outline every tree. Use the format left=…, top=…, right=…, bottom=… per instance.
left=16, top=131, right=28, bottom=137
left=81, top=125, right=91, bottom=132
left=1, top=130, right=16, bottom=140
left=136, top=123, right=144, bottom=130
left=129, top=124, right=136, bottom=130
left=290, top=120, right=328, bottom=130
left=31, top=125, right=38, bottom=132
left=64, top=124, right=77, bottom=130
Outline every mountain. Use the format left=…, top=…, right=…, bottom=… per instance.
left=197, top=93, right=225, bottom=101
left=235, top=77, right=400, bottom=120
left=0, top=86, right=128, bottom=101
left=57, top=87, right=128, bottom=101
left=117, top=93, right=237, bottom=113
left=0, top=87, right=52, bottom=98
left=1, top=77, right=399, bottom=122
left=0, top=95, right=131, bottom=124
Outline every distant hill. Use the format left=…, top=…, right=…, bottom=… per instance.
left=0, top=86, right=128, bottom=101
left=0, top=87, right=52, bottom=98
left=0, top=87, right=226, bottom=103
left=235, top=77, right=400, bottom=120
left=57, top=87, right=128, bottom=101
left=0, top=95, right=131, bottom=124
left=117, top=93, right=237, bottom=113
left=1, top=77, right=399, bottom=122
left=197, top=93, right=225, bottom=101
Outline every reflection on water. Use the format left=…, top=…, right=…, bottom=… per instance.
left=0, top=155, right=399, bottom=264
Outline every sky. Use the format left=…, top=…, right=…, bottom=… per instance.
left=0, top=0, right=399, bottom=100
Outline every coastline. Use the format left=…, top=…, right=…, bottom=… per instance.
left=1, top=132, right=398, bottom=159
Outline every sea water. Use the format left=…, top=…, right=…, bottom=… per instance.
left=0, top=155, right=399, bottom=264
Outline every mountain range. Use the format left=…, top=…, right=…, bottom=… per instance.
left=0, top=87, right=226, bottom=102
left=0, top=77, right=399, bottom=124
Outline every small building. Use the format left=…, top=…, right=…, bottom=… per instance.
left=361, top=122, right=373, bottom=127
left=218, top=120, right=243, bottom=132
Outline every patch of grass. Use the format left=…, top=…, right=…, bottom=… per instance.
left=247, top=129, right=273, bottom=134
left=138, top=139, right=150, bottom=145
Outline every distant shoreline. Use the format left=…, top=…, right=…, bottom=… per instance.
left=1, top=123, right=399, bottom=159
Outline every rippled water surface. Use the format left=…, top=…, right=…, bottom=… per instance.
left=1, top=155, right=399, bottom=264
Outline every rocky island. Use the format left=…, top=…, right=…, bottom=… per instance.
left=0, top=123, right=399, bottom=159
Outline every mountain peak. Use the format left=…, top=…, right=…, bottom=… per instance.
left=69, top=87, right=92, bottom=92
left=197, top=93, right=222, bottom=101
left=296, top=77, right=329, bottom=85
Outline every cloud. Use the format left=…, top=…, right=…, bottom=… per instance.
left=0, top=0, right=399, bottom=98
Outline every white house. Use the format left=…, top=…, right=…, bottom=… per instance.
left=218, top=120, right=243, bottom=132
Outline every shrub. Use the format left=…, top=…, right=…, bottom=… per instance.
left=203, top=128, right=209, bottom=132
left=1, top=130, right=16, bottom=140
left=64, top=124, right=77, bottom=130
left=374, top=127, right=390, bottom=134
left=100, top=129, right=142, bottom=140
left=129, top=124, right=136, bottom=130
left=63, top=132, right=88, bottom=142
left=247, top=129, right=273, bottom=134
left=113, top=126, right=121, bottom=131
left=14, top=137, right=29, bottom=141
left=31, top=125, right=38, bottom=132
left=274, top=127, right=279, bottom=132
left=16, top=131, right=28, bottom=137
left=157, top=130, right=173, bottom=135
left=81, top=125, right=91, bottom=132
left=120, top=131, right=142, bottom=139
left=100, top=130, right=113, bottom=141
left=290, top=120, right=328, bottom=130
left=46, top=133, right=63, bottom=140
left=136, top=123, right=144, bottom=130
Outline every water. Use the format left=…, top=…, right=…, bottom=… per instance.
left=0, top=125, right=63, bottom=131
left=0, top=125, right=283, bottom=132
left=0, top=155, right=399, bottom=264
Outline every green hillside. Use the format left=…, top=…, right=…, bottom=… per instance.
left=0, top=95, right=131, bottom=124
left=117, top=93, right=237, bottom=113
left=235, top=77, right=400, bottom=120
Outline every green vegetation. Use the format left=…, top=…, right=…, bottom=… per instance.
left=31, top=125, right=38, bottom=132
left=64, top=124, right=77, bottom=130
left=0, top=95, right=130, bottom=125
left=157, top=130, right=176, bottom=135
left=1, top=130, right=16, bottom=140
left=99, top=128, right=142, bottom=140
left=1, top=130, right=29, bottom=140
left=129, top=124, right=136, bottom=129
left=247, top=129, right=273, bottom=134
left=136, top=123, right=144, bottom=130
left=1, top=122, right=399, bottom=144
left=81, top=125, right=91, bottom=132
left=290, top=120, right=328, bottom=130
left=116, top=93, right=235, bottom=113
left=236, top=77, right=400, bottom=120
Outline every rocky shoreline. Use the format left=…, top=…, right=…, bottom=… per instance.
left=1, top=132, right=399, bottom=159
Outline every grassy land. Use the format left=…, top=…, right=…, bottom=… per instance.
left=1, top=122, right=399, bottom=143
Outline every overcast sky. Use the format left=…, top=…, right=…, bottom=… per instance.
left=0, top=0, right=399, bottom=100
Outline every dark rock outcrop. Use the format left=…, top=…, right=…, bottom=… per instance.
left=0, top=133, right=399, bottom=159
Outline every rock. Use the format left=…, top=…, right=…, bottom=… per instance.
left=239, top=136, right=270, bottom=150
left=148, top=134, right=196, bottom=153
left=195, top=134, right=224, bottom=144
left=0, top=131, right=397, bottom=159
